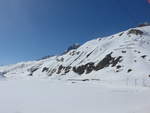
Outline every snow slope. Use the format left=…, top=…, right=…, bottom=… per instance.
left=0, top=25, right=150, bottom=113
left=0, top=25, right=150, bottom=87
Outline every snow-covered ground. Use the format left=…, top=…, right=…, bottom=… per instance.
left=0, top=79, right=150, bottom=113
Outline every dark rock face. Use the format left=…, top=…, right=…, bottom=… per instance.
left=128, top=29, right=143, bottom=35
left=119, top=32, right=124, bottom=36
left=42, top=67, right=49, bottom=72
left=48, top=69, right=57, bottom=76
left=116, top=65, right=121, bottom=69
left=69, top=51, right=80, bottom=56
left=57, top=65, right=72, bottom=75
left=122, top=51, right=126, bottom=53
left=57, top=65, right=64, bottom=74
left=47, top=53, right=123, bottom=76
left=138, top=22, right=150, bottom=27
left=73, top=65, right=86, bottom=75
left=111, top=56, right=122, bottom=67
left=63, top=44, right=80, bottom=54
left=73, top=62, right=95, bottom=75
left=86, top=49, right=96, bottom=58
left=85, top=63, right=95, bottom=74
left=56, top=57, right=64, bottom=62
left=127, top=69, right=132, bottom=73
left=95, top=53, right=113, bottom=71
left=64, top=66, right=71, bottom=74
left=67, top=44, right=80, bottom=52
left=28, top=66, right=39, bottom=76
left=0, top=72, right=5, bottom=77
left=72, top=53, right=123, bottom=75
left=141, top=55, right=147, bottom=59
left=0, top=71, right=7, bottom=75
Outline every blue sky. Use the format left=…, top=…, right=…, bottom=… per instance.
left=0, top=0, right=150, bottom=65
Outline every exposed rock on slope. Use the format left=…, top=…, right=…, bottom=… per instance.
left=0, top=25, right=150, bottom=83
left=138, top=22, right=150, bottom=27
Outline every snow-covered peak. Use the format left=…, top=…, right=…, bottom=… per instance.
left=0, top=25, right=150, bottom=86
left=63, top=43, right=81, bottom=54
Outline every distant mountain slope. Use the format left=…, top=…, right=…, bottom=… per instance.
left=0, top=25, right=150, bottom=86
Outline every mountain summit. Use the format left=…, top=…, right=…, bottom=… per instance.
left=0, top=25, right=150, bottom=85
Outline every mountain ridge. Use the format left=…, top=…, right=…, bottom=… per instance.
left=0, top=25, right=150, bottom=86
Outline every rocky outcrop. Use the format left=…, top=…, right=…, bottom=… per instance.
left=72, top=53, right=123, bottom=75
left=138, top=22, right=150, bottom=27
left=128, top=29, right=143, bottom=35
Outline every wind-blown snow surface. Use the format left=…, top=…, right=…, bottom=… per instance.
left=0, top=79, right=150, bottom=113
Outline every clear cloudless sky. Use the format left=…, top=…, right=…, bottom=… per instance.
left=0, top=0, right=150, bottom=65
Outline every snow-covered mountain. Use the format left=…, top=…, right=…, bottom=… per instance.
left=0, top=25, right=150, bottom=85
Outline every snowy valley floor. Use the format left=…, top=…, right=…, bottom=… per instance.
left=0, top=79, right=150, bottom=113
